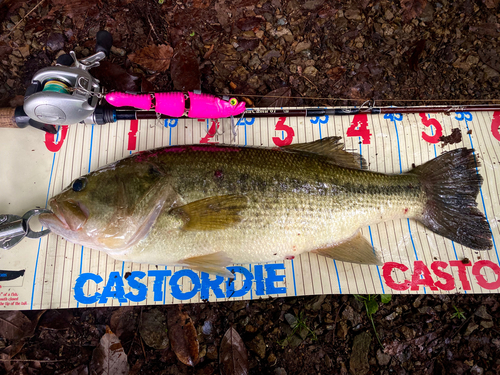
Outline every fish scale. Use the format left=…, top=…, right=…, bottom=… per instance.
left=39, top=140, right=492, bottom=276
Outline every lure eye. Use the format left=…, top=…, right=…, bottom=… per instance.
left=72, top=178, right=87, bottom=192
left=230, top=98, right=238, bottom=106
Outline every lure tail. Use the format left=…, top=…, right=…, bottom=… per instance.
left=412, top=148, right=492, bottom=250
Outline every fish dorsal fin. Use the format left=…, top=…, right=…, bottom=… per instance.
left=170, top=195, right=248, bottom=231
left=282, top=136, right=367, bottom=169
left=181, top=252, right=234, bottom=278
left=312, top=231, right=382, bottom=265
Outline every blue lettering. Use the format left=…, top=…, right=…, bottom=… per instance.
left=254, top=265, right=265, bottom=296
left=200, top=273, right=225, bottom=300
left=170, top=270, right=201, bottom=300
left=265, top=264, right=286, bottom=294
left=74, top=273, right=103, bottom=304
left=124, top=271, right=148, bottom=302
left=148, top=270, right=172, bottom=302
left=99, top=271, right=127, bottom=304
left=226, top=266, right=253, bottom=298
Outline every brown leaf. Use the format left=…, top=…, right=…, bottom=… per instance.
left=39, top=310, right=73, bottom=330
left=89, top=326, right=129, bottom=375
left=170, top=41, right=201, bottom=92
left=257, top=87, right=292, bottom=108
left=166, top=305, right=199, bottom=367
left=193, top=0, right=212, bottom=8
left=408, top=39, right=426, bottom=71
left=91, top=61, right=140, bottom=93
left=219, top=327, right=249, bottom=375
left=400, top=0, right=428, bottom=22
left=110, top=307, right=137, bottom=343
left=0, top=311, right=32, bottom=341
left=483, top=0, right=500, bottom=8
left=236, top=16, right=264, bottom=31
left=128, top=45, right=174, bottom=73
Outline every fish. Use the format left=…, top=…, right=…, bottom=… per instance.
left=39, top=137, right=492, bottom=277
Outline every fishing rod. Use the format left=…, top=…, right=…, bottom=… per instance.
left=1, top=28, right=499, bottom=134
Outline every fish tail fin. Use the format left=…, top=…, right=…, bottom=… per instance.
left=412, top=148, right=492, bottom=250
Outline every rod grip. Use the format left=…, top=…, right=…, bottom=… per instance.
left=0, top=107, right=22, bottom=128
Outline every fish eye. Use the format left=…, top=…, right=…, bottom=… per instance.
left=72, top=178, right=87, bottom=192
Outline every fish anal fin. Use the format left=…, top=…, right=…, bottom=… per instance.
left=312, top=231, right=382, bottom=265
left=181, top=252, right=234, bottom=278
left=171, top=195, right=248, bottom=231
left=282, top=136, right=367, bottom=169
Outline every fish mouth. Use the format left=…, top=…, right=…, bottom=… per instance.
left=40, top=199, right=89, bottom=232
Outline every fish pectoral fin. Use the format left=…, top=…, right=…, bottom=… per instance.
left=312, top=232, right=382, bottom=265
left=282, top=136, right=367, bottom=170
left=181, top=252, right=234, bottom=278
left=170, top=195, right=248, bottom=231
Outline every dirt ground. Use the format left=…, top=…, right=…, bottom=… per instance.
left=1, top=0, right=500, bottom=374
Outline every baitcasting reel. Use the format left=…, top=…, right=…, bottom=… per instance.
left=22, top=31, right=113, bottom=130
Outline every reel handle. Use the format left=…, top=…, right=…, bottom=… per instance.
left=96, top=30, right=113, bottom=56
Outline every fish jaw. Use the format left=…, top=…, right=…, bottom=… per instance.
left=39, top=198, right=90, bottom=243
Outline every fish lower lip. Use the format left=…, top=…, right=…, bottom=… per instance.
left=49, top=200, right=70, bottom=229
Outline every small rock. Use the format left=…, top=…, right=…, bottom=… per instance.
left=139, top=309, right=169, bottom=349
left=413, top=295, right=424, bottom=308
left=385, top=312, right=398, bottom=321
left=471, top=364, right=484, bottom=375
left=400, top=326, right=416, bottom=340
left=111, top=46, right=126, bottom=56
left=303, top=66, right=318, bottom=77
left=308, top=295, right=326, bottom=311
left=342, top=305, right=361, bottom=326
left=231, top=300, right=246, bottom=312
left=474, top=305, right=492, bottom=320
left=274, top=368, right=287, bottom=375
left=206, top=345, right=218, bottom=360
left=377, top=349, right=391, bottom=366
left=46, top=33, right=65, bottom=52
left=464, top=322, right=479, bottom=336
left=268, top=353, right=277, bottom=364
left=202, top=320, right=212, bottom=335
left=295, top=41, right=311, bottom=54
left=349, top=331, right=372, bottom=375
left=245, top=324, right=257, bottom=333
left=480, top=320, right=493, bottom=329
left=247, top=334, right=266, bottom=359
left=344, top=9, right=362, bottom=20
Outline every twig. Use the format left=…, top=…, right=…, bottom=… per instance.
left=2, top=0, right=47, bottom=41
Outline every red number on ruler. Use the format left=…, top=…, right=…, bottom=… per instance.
left=127, top=120, right=139, bottom=151
left=272, top=117, right=294, bottom=146
left=420, top=113, right=443, bottom=144
left=200, top=120, right=220, bottom=144
left=346, top=114, right=371, bottom=144
left=44, top=126, right=68, bottom=152
left=491, top=111, right=500, bottom=141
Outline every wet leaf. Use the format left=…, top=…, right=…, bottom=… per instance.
left=257, top=87, right=292, bottom=107
left=408, top=39, right=426, bottom=71
left=236, top=16, right=264, bottom=31
left=219, top=327, right=249, bottom=375
left=366, top=299, right=378, bottom=316
left=0, top=311, right=32, bottom=341
left=39, top=310, right=73, bottom=330
left=139, top=309, right=169, bottom=350
left=110, top=307, right=136, bottom=343
left=170, top=41, right=201, bottom=91
left=380, top=294, right=392, bottom=304
left=91, top=61, right=140, bottom=93
left=400, top=0, right=427, bottom=22
left=166, top=305, right=199, bottom=366
left=128, top=45, right=174, bottom=73
left=89, top=326, right=129, bottom=375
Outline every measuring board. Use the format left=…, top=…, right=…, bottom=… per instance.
left=1, top=109, right=499, bottom=310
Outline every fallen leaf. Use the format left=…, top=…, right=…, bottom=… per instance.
left=483, top=0, right=500, bottom=8
left=236, top=16, right=264, bottom=31
left=91, top=61, right=140, bottom=93
left=219, top=327, right=249, bottom=375
left=166, top=305, right=199, bottom=366
left=257, top=87, right=292, bottom=107
left=110, top=307, right=137, bottom=343
left=193, top=0, right=212, bottom=8
left=128, top=45, right=174, bottom=73
left=39, top=310, right=74, bottom=330
left=400, top=0, right=428, bottom=22
left=139, top=309, right=169, bottom=350
left=89, top=326, right=129, bottom=375
left=408, top=39, right=426, bottom=71
left=170, top=41, right=201, bottom=92
left=0, top=311, right=32, bottom=341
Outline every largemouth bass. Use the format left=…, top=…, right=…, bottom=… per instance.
left=39, top=137, right=492, bottom=276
